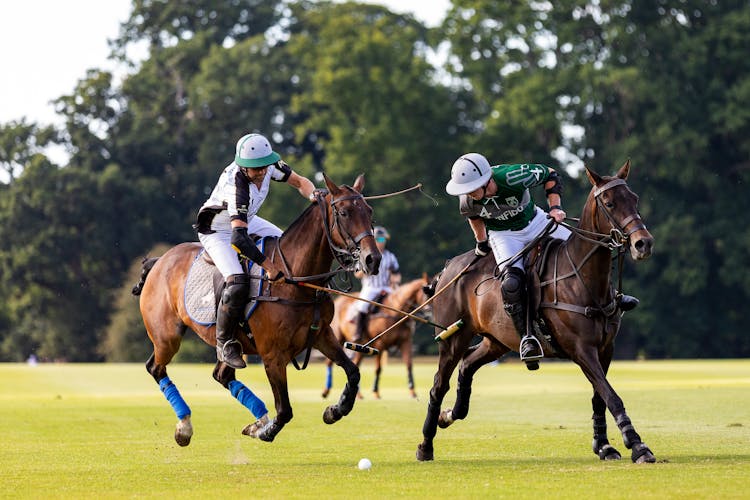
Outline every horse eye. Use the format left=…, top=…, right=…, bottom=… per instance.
left=605, top=202, right=614, bottom=209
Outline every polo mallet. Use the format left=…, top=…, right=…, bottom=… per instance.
left=346, top=255, right=481, bottom=355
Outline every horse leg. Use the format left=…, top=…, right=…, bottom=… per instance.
left=321, top=359, right=334, bottom=399
left=146, top=351, right=193, bottom=447
left=211, top=362, right=270, bottom=438
left=591, top=346, right=622, bottom=460
left=575, top=347, right=655, bottom=463
left=438, top=338, right=508, bottom=428
left=416, top=334, right=473, bottom=461
left=249, top=356, right=293, bottom=443
left=400, top=338, right=417, bottom=399
left=316, top=327, right=361, bottom=424
left=372, top=352, right=383, bottom=399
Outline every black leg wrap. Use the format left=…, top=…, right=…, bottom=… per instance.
left=453, top=373, right=472, bottom=419
left=615, top=414, right=640, bottom=449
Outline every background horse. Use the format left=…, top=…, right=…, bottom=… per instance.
left=133, top=174, right=380, bottom=445
left=416, top=160, right=657, bottom=463
left=322, top=275, right=431, bottom=399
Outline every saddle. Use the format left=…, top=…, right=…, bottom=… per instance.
left=184, top=240, right=269, bottom=325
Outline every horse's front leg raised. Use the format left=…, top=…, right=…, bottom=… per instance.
left=576, top=348, right=655, bottom=463
left=316, top=326, right=361, bottom=424
left=416, top=332, right=473, bottom=461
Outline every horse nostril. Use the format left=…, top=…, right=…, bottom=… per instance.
left=365, top=253, right=382, bottom=275
left=634, top=237, right=654, bottom=255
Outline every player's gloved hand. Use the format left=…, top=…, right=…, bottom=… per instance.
left=308, top=188, right=329, bottom=202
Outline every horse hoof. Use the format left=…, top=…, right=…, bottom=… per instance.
left=174, top=417, right=193, bottom=447
left=597, top=444, right=622, bottom=460
left=437, top=409, right=454, bottom=429
left=323, top=405, right=342, bottom=424
left=631, top=443, right=656, bottom=463
left=373, top=392, right=381, bottom=400
left=321, top=389, right=330, bottom=399
left=409, top=390, right=417, bottom=399
left=525, top=361, right=540, bottom=371
left=416, top=443, right=434, bottom=461
left=241, top=414, right=270, bottom=439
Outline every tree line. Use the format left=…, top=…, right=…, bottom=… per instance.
left=1, top=0, right=748, bottom=362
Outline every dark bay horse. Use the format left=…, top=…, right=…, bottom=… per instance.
left=416, top=160, right=656, bottom=463
left=133, top=174, right=381, bottom=445
left=322, top=275, right=431, bottom=399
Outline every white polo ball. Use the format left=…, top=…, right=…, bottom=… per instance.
left=358, top=458, right=372, bottom=470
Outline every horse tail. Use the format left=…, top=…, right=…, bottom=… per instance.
left=132, top=257, right=159, bottom=296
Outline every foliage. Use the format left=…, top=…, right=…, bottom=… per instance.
left=1, top=0, right=749, bottom=360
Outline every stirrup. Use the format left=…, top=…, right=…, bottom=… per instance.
left=519, top=335, right=543, bottom=362
left=217, top=339, right=247, bottom=369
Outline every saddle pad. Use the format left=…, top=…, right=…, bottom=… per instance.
left=184, top=245, right=266, bottom=325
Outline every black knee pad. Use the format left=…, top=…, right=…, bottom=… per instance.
left=500, top=267, right=526, bottom=304
left=222, top=274, right=250, bottom=309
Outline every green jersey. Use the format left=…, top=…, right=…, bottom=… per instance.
left=459, top=163, right=552, bottom=231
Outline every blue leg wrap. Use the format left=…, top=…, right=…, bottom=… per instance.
left=158, top=377, right=191, bottom=420
left=228, top=380, right=268, bottom=419
left=325, top=365, right=333, bottom=390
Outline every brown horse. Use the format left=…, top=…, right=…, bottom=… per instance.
left=133, top=174, right=381, bottom=445
left=416, top=160, right=657, bottom=463
left=322, top=275, right=431, bottom=399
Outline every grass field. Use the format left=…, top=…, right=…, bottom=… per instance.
left=0, top=358, right=748, bottom=499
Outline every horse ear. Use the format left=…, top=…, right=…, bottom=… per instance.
left=422, top=272, right=428, bottom=282
left=352, top=174, right=365, bottom=193
left=584, top=164, right=603, bottom=186
left=323, top=172, right=341, bottom=195
left=616, top=158, right=631, bottom=180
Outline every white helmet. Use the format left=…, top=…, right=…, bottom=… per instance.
left=445, top=153, right=492, bottom=196
left=235, top=133, right=281, bottom=168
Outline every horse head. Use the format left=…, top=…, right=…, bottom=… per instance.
left=321, top=173, right=382, bottom=275
left=585, top=159, right=654, bottom=261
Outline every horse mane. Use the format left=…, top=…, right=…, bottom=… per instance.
left=279, top=202, right=319, bottom=242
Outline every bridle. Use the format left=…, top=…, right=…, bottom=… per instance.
left=273, top=189, right=373, bottom=284
left=540, top=177, right=647, bottom=318
left=591, top=178, right=648, bottom=248
left=559, top=178, right=647, bottom=251
left=319, top=190, right=374, bottom=271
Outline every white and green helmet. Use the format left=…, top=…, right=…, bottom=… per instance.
left=235, top=133, right=281, bottom=168
left=445, top=153, right=492, bottom=196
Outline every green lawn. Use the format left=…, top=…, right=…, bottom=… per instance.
left=0, top=359, right=748, bottom=499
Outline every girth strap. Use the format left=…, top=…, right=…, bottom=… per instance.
left=540, top=298, right=618, bottom=318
